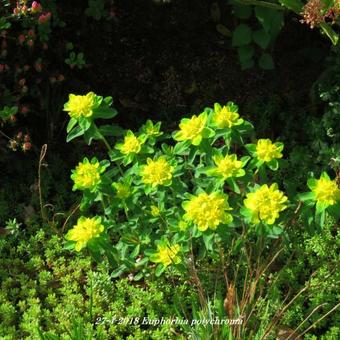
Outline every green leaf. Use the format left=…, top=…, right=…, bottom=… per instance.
left=259, top=53, right=274, bottom=70
left=203, top=233, right=214, bottom=251
left=278, top=0, right=303, bottom=14
left=232, top=4, right=252, bottom=19
left=320, top=22, right=339, bottom=46
left=67, top=118, right=78, bottom=133
left=238, top=45, right=254, bottom=63
left=297, top=192, right=315, bottom=202
left=174, top=141, right=190, bottom=154
left=240, top=58, right=255, bottom=70
left=98, top=125, right=124, bottom=137
left=232, top=24, right=252, bottom=47
left=267, top=159, right=279, bottom=170
left=155, top=264, right=166, bottom=277
left=253, top=29, right=271, bottom=49
left=255, top=7, right=284, bottom=36
left=66, top=126, right=84, bottom=142
left=93, top=107, right=118, bottom=119
left=78, top=118, right=91, bottom=131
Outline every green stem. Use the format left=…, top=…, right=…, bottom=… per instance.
left=94, top=124, right=124, bottom=176
left=234, top=0, right=284, bottom=11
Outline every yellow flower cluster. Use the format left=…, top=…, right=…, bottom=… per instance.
left=152, top=243, right=181, bottom=267
left=210, top=154, right=245, bottom=179
left=66, top=216, right=104, bottom=251
left=141, top=157, right=174, bottom=187
left=312, top=176, right=340, bottom=207
left=64, top=92, right=96, bottom=119
left=71, top=159, right=101, bottom=191
left=212, top=103, right=243, bottom=129
left=173, top=112, right=207, bottom=146
left=116, top=131, right=142, bottom=155
left=255, top=139, right=283, bottom=163
left=183, top=192, right=233, bottom=231
left=244, top=184, right=288, bottom=225
left=150, top=205, right=160, bottom=217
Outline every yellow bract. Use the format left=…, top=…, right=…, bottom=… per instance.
left=153, top=244, right=181, bottom=267
left=72, top=161, right=101, bottom=191
left=174, top=112, right=207, bottom=145
left=312, top=177, right=340, bottom=206
left=183, top=192, right=233, bottom=231
left=150, top=205, right=160, bottom=217
left=120, top=132, right=142, bottom=155
left=211, top=154, right=244, bottom=179
left=141, top=157, right=174, bottom=187
left=212, top=103, right=243, bottom=128
left=244, top=184, right=288, bottom=225
left=64, top=92, right=96, bottom=119
left=66, top=216, right=104, bottom=251
left=256, top=139, right=283, bottom=162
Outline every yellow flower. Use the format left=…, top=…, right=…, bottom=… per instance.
left=255, top=139, right=283, bottom=163
left=209, top=154, right=245, bottom=179
left=244, top=184, right=288, bottom=225
left=178, top=220, right=188, bottom=231
left=64, top=92, right=96, bottom=119
left=151, top=243, right=181, bottom=267
left=116, top=130, right=142, bottom=155
left=310, top=174, right=340, bottom=207
left=183, top=192, right=233, bottom=231
left=112, top=182, right=131, bottom=199
left=212, top=103, right=243, bottom=129
left=150, top=205, right=160, bottom=217
left=173, top=112, right=208, bottom=146
left=141, top=157, right=174, bottom=187
left=66, top=216, right=104, bottom=251
left=71, top=158, right=102, bottom=191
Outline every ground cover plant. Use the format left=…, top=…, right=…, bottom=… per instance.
left=1, top=1, right=340, bottom=339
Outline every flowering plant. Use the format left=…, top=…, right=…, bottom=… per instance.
left=64, top=92, right=340, bottom=278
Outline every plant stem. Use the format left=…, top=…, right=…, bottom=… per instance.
left=234, top=0, right=284, bottom=11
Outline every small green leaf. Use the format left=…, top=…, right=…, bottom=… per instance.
left=66, top=126, right=84, bottom=142
left=232, top=4, right=252, bottom=19
left=93, top=107, right=118, bottom=119
left=259, top=53, right=274, bottom=70
left=232, top=24, right=252, bottom=47
left=67, top=118, right=78, bottom=133
left=238, top=45, right=254, bottom=63
left=253, top=29, right=271, bottom=49
left=278, top=0, right=303, bottom=14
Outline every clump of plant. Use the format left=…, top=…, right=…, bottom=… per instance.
left=211, top=0, right=340, bottom=69
left=63, top=92, right=340, bottom=278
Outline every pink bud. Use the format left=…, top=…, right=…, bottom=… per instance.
left=13, top=7, right=20, bottom=15
left=22, top=142, right=32, bottom=151
left=21, top=106, right=29, bottom=114
left=21, top=5, right=28, bottom=14
left=18, top=34, right=25, bottom=44
left=38, top=12, right=51, bottom=24
left=31, top=1, right=42, bottom=14
left=27, top=39, right=34, bottom=47
left=28, top=29, right=35, bottom=37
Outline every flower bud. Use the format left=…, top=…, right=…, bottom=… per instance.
left=18, top=34, right=26, bottom=44
left=31, top=1, right=42, bottom=14
left=22, top=142, right=32, bottom=151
